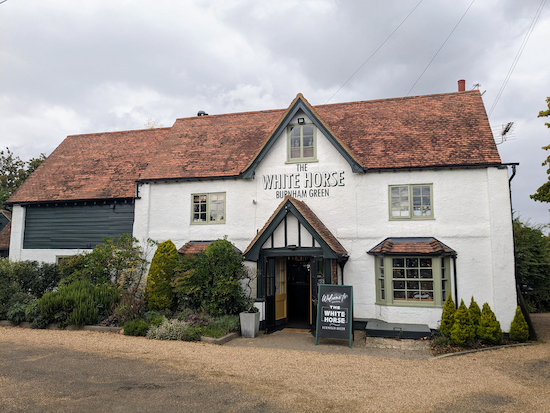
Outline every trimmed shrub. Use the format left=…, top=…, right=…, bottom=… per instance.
left=146, top=319, right=190, bottom=340
left=468, top=296, right=482, bottom=338
left=147, top=240, right=178, bottom=311
left=172, top=238, right=247, bottom=316
left=439, top=293, right=456, bottom=337
left=450, top=299, right=475, bottom=346
left=124, top=319, right=151, bottom=336
left=38, top=280, right=120, bottom=328
left=478, top=303, right=503, bottom=344
left=509, top=306, right=530, bottom=342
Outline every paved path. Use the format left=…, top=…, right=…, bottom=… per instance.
left=1, top=314, right=549, bottom=412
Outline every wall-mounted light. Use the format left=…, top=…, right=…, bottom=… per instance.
left=288, top=244, right=297, bottom=250
left=297, top=118, right=305, bottom=124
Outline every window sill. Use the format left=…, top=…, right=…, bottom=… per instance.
left=375, top=301, right=442, bottom=308
left=285, top=159, right=318, bottom=165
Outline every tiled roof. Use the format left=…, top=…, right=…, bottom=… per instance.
left=368, top=237, right=456, bottom=255
left=10, top=90, right=500, bottom=203
left=141, top=90, right=498, bottom=181
left=178, top=240, right=242, bottom=255
left=9, top=128, right=169, bottom=203
left=140, top=109, right=285, bottom=180
left=244, top=195, right=348, bottom=257
left=178, top=241, right=213, bottom=255
left=314, top=90, right=499, bottom=170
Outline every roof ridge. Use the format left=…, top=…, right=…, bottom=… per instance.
left=312, top=89, right=480, bottom=109
left=67, top=127, right=171, bottom=138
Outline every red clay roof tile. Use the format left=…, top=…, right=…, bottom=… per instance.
left=9, top=128, right=169, bottom=203
left=10, top=90, right=500, bottom=203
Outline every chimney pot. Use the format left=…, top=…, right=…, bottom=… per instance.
left=458, top=79, right=466, bottom=92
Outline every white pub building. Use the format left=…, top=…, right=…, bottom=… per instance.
left=9, top=81, right=517, bottom=333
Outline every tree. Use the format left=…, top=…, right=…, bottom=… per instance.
left=468, top=296, right=481, bottom=338
left=450, top=299, right=475, bottom=346
left=146, top=240, right=178, bottom=311
left=0, top=148, right=46, bottom=209
left=513, top=217, right=550, bottom=312
left=477, top=302, right=503, bottom=345
left=530, top=97, right=550, bottom=202
left=509, top=306, right=530, bottom=342
left=439, top=293, right=456, bottom=337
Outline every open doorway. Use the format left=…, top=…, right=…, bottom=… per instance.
left=286, top=257, right=311, bottom=326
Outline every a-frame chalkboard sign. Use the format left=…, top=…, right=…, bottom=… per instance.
left=315, top=284, right=353, bottom=348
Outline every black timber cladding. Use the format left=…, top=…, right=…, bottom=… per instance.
left=23, top=201, right=134, bottom=249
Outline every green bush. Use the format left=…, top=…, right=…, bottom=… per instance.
left=509, top=306, right=530, bottom=342
left=172, top=238, right=247, bottom=316
left=113, top=287, right=147, bottom=326
left=0, top=259, right=61, bottom=299
left=6, top=301, right=27, bottom=325
left=202, top=314, right=240, bottom=338
left=450, top=299, right=475, bottom=346
left=59, top=234, right=149, bottom=290
left=146, top=319, right=190, bottom=340
left=38, top=280, right=120, bottom=328
left=478, top=303, right=503, bottom=344
left=123, top=319, right=151, bottom=336
left=513, top=218, right=550, bottom=312
left=439, top=293, right=455, bottom=337
left=147, top=240, right=178, bottom=311
left=182, top=325, right=203, bottom=341
left=468, top=297, right=482, bottom=338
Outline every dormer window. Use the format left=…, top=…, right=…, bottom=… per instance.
left=287, top=124, right=316, bottom=163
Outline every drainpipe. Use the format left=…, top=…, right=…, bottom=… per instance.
left=452, top=256, right=458, bottom=309
left=503, top=163, right=536, bottom=339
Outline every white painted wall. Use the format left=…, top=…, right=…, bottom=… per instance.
left=11, top=113, right=517, bottom=330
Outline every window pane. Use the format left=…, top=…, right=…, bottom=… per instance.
left=290, top=126, right=301, bottom=137
left=406, top=269, right=418, bottom=279
left=421, top=281, right=433, bottom=290
left=393, top=280, right=405, bottom=289
left=420, top=258, right=432, bottom=267
left=303, top=146, right=314, bottom=158
left=394, top=291, right=406, bottom=300
left=393, top=269, right=404, bottom=278
left=393, top=258, right=404, bottom=267
left=406, top=258, right=418, bottom=267
left=407, top=281, right=419, bottom=290
left=420, top=269, right=433, bottom=279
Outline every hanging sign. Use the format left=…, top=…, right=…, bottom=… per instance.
left=315, top=284, right=353, bottom=348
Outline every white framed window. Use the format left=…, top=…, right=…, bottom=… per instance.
left=287, top=124, right=316, bottom=162
left=375, top=255, right=450, bottom=307
left=389, top=184, right=433, bottom=219
left=191, top=192, right=225, bottom=224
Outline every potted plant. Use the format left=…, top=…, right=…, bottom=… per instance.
left=239, top=267, right=260, bottom=338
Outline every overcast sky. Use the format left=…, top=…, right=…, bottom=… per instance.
left=1, top=0, right=549, bottom=226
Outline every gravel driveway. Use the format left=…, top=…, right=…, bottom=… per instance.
left=1, top=314, right=549, bottom=412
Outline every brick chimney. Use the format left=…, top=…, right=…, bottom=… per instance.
left=458, top=79, right=466, bottom=92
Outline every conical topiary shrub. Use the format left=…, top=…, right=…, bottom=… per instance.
left=439, top=293, right=456, bottom=337
left=509, top=306, right=529, bottom=342
left=468, top=296, right=482, bottom=339
left=147, top=240, right=179, bottom=311
left=478, top=302, right=503, bottom=344
left=450, top=299, right=475, bottom=346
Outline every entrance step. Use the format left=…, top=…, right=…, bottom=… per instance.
left=362, top=319, right=431, bottom=339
